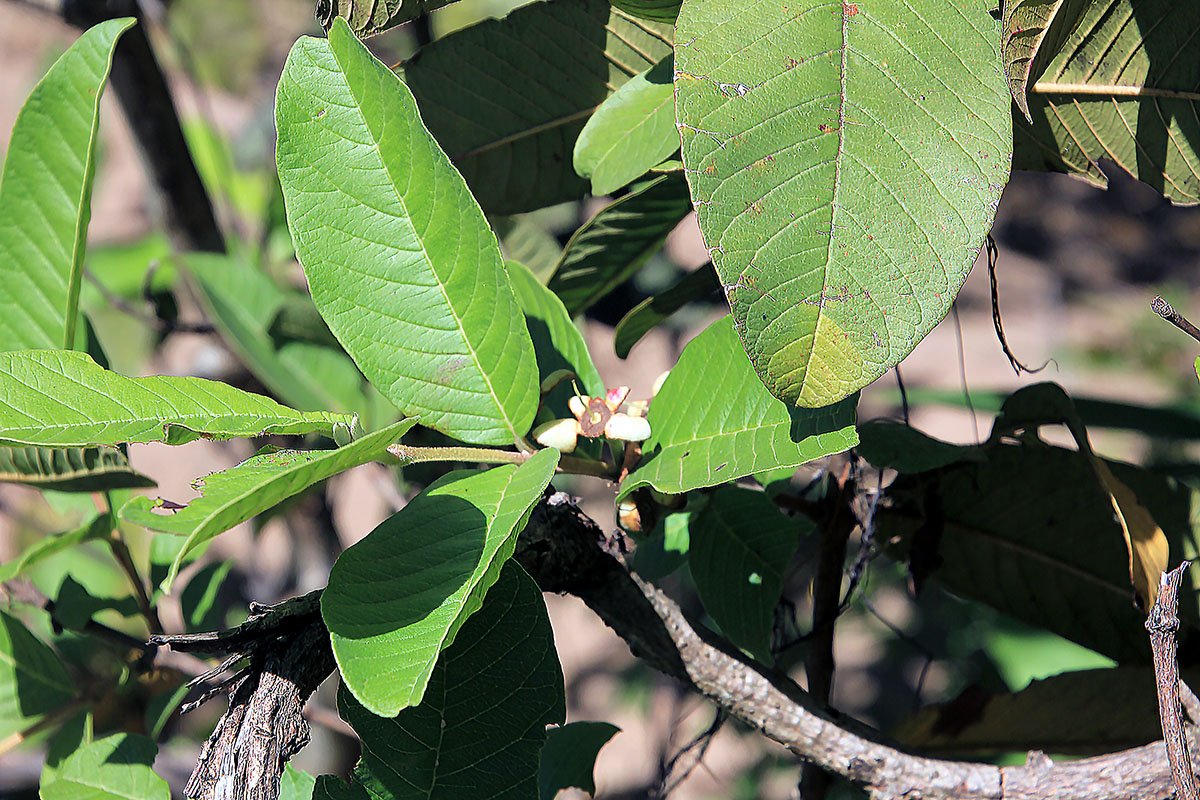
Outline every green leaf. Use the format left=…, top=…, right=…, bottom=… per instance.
left=539, top=721, right=620, bottom=800
left=618, top=318, right=858, bottom=502
left=53, top=575, right=139, bottom=631
left=879, top=440, right=1192, bottom=663
left=0, top=611, right=73, bottom=741
left=0, top=515, right=113, bottom=583
left=316, top=0, right=458, bottom=38
left=676, top=0, right=1011, bottom=407
left=323, top=448, right=559, bottom=715
left=855, top=420, right=981, bottom=473
left=494, top=217, right=564, bottom=285
left=1000, top=0, right=1090, bottom=121
left=121, top=419, right=415, bottom=592
left=185, top=252, right=364, bottom=415
left=0, top=350, right=357, bottom=447
left=689, top=486, right=804, bottom=663
left=280, top=765, right=317, bottom=800
left=575, top=54, right=678, bottom=196
left=1012, top=0, right=1200, bottom=204
left=610, top=0, right=680, bottom=23
left=548, top=174, right=693, bottom=317
left=40, top=733, right=169, bottom=800
left=276, top=19, right=538, bottom=446
left=335, top=561, right=565, bottom=800
left=401, top=0, right=673, bottom=214
left=506, top=260, right=604, bottom=421
left=180, top=560, right=233, bottom=631
left=894, top=666, right=1188, bottom=756
left=0, top=17, right=134, bottom=352
left=0, top=446, right=155, bottom=493
left=613, top=266, right=720, bottom=358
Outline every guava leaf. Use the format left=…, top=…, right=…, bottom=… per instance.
left=277, top=19, right=538, bottom=445
left=618, top=317, right=858, bottom=502
left=0, top=515, right=113, bottom=583
left=0, top=611, right=73, bottom=741
left=676, top=0, right=1011, bottom=407
left=121, top=419, right=415, bottom=592
left=40, top=733, right=169, bottom=800
left=323, top=448, right=558, bottom=715
left=333, top=562, right=564, bottom=800
left=539, top=721, right=621, bottom=800
left=0, top=350, right=356, bottom=447
left=1012, top=0, right=1200, bottom=204
left=0, top=446, right=154, bottom=493
left=689, top=486, right=806, bottom=663
left=1000, top=0, right=1090, bottom=121
left=855, top=420, right=981, bottom=473
left=613, top=266, right=720, bottom=358
left=0, top=17, right=134, bottom=352
left=574, top=55, right=679, bottom=196
left=548, top=174, right=693, bottom=317
left=316, top=0, right=457, bottom=37
left=610, top=0, right=680, bottom=23
left=401, top=0, right=672, bottom=214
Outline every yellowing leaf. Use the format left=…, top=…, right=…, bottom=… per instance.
left=1094, top=459, right=1169, bottom=610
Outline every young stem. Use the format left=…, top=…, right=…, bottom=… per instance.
left=0, top=698, right=89, bottom=758
left=108, top=531, right=162, bottom=635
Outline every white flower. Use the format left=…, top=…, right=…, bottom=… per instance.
left=533, top=418, right=579, bottom=453
left=604, top=413, right=651, bottom=442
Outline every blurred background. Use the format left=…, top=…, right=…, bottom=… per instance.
left=2, top=0, right=1200, bottom=797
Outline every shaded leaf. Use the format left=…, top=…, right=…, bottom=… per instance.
left=0, top=446, right=154, bottom=493
left=40, top=733, right=168, bottom=800
left=610, top=0, right=680, bottom=23
left=0, top=18, right=134, bottom=352
left=676, top=0, right=1010, bottom=406
left=402, top=0, right=672, bottom=214
left=1000, top=0, right=1091, bottom=121
left=0, top=350, right=357, bottom=447
left=539, top=721, right=620, bottom=800
left=548, top=174, right=692, bottom=317
left=1012, top=0, right=1200, bottom=204
left=507, top=260, right=604, bottom=421
left=335, top=562, right=565, bottom=799
left=53, top=575, right=139, bottom=631
left=277, top=20, right=538, bottom=445
left=0, top=611, right=73, bottom=741
left=185, top=252, right=364, bottom=414
left=689, top=486, right=805, bottom=663
left=613, top=266, right=720, bottom=358
left=323, top=448, right=559, bottom=715
left=618, top=318, right=858, bottom=502
left=0, top=515, right=113, bottom=583
left=855, top=420, right=981, bottom=473
left=894, top=667, right=1194, bottom=756
left=180, top=560, right=233, bottom=632
left=574, top=54, right=678, bottom=196
left=316, top=0, right=457, bottom=38
left=494, top=217, right=563, bottom=284
left=121, top=419, right=415, bottom=592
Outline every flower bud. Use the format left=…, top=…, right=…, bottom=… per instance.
left=604, top=413, right=651, bottom=442
left=533, top=418, right=579, bottom=453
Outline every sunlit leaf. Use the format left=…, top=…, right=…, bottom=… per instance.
left=1000, top=0, right=1090, bottom=121
left=610, top=0, right=680, bottom=23
left=277, top=19, right=538, bottom=445
left=676, top=0, right=1010, bottom=406
left=40, top=733, right=169, bottom=800
left=0, top=515, right=113, bottom=583
left=0, top=611, right=73, bottom=742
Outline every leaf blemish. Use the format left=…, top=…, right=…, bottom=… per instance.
left=316, top=108, right=327, bottom=119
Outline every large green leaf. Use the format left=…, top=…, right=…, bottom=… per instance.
left=613, top=265, right=720, bottom=358
left=315, top=0, right=457, bottom=37
left=548, top=174, right=693, bottom=317
left=855, top=420, right=981, bottom=473
left=280, top=765, right=317, bottom=800
left=277, top=19, right=538, bottom=446
left=507, top=260, right=604, bottom=421
left=689, top=486, right=805, bottom=663
left=185, top=253, right=364, bottom=415
left=0, top=350, right=356, bottom=447
left=401, top=0, right=673, bottom=214
left=40, top=733, right=169, bottom=800
left=574, top=54, right=679, bottom=196
left=1012, top=0, right=1200, bottom=204
left=323, top=448, right=559, bottom=715
left=676, top=0, right=1011, bottom=407
left=894, top=667, right=1179, bottom=756
left=880, top=441, right=1193, bottom=663
left=332, top=562, right=564, bottom=800
left=610, top=0, right=680, bottom=23
left=121, top=419, right=415, bottom=591
left=539, top=722, right=620, bottom=800
left=494, top=217, right=563, bottom=285
left=0, top=18, right=134, bottom=352
left=0, top=446, right=154, bottom=492
left=0, top=611, right=73, bottom=741
left=0, top=515, right=113, bottom=583
left=618, top=318, right=858, bottom=502
left=1000, top=0, right=1091, bottom=121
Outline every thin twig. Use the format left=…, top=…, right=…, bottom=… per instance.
left=987, top=235, right=1054, bottom=376
left=0, top=697, right=90, bottom=758
left=107, top=531, right=163, bottom=634
left=1152, top=297, right=1200, bottom=345
left=1147, top=561, right=1198, bottom=800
